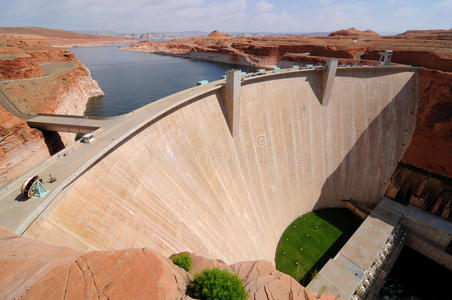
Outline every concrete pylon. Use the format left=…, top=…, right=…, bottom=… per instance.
left=321, top=59, right=338, bottom=106
left=224, top=69, right=241, bottom=137
left=378, top=50, right=393, bottom=66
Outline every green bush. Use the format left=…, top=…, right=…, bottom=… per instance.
left=188, top=268, right=248, bottom=300
left=171, top=253, right=192, bottom=272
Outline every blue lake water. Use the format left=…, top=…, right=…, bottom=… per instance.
left=70, top=44, right=253, bottom=117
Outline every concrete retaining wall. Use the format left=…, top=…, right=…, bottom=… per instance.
left=379, top=198, right=452, bottom=269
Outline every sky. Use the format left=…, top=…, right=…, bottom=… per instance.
left=1, top=0, right=451, bottom=34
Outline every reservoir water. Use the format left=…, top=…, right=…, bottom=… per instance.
left=70, top=44, right=253, bottom=117
left=378, top=247, right=450, bottom=299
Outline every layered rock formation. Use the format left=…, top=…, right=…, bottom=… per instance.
left=227, top=261, right=340, bottom=300
left=0, top=27, right=133, bottom=47
left=0, top=228, right=339, bottom=300
left=206, top=30, right=233, bottom=39
left=402, top=69, right=452, bottom=178
left=0, top=39, right=73, bottom=79
left=190, top=254, right=340, bottom=299
left=0, top=39, right=104, bottom=188
left=328, top=27, right=380, bottom=38
left=122, top=29, right=452, bottom=71
left=0, top=107, right=50, bottom=188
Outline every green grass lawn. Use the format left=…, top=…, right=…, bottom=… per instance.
left=275, top=208, right=362, bottom=285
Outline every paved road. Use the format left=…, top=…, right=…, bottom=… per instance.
left=0, top=86, right=30, bottom=119
left=0, top=61, right=76, bottom=83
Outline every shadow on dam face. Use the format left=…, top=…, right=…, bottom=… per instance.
left=314, top=73, right=418, bottom=210
left=22, top=68, right=419, bottom=265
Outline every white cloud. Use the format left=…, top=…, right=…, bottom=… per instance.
left=318, top=0, right=335, bottom=4
left=255, top=1, right=273, bottom=12
left=310, top=1, right=373, bottom=31
left=157, top=0, right=249, bottom=31
left=395, top=6, right=421, bottom=18
left=435, top=0, right=452, bottom=13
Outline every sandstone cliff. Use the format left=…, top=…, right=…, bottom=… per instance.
left=0, top=39, right=73, bottom=79
left=122, top=29, right=452, bottom=71
left=328, top=27, right=380, bottom=38
left=0, top=39, right=104, bottom=188
left=206, top=30, right=233, bottom=39
left=0, top=107, right=50, bottom=188
left=402, top=69, right=452, bottom=178
left=0, top=228, right=339, bottom=300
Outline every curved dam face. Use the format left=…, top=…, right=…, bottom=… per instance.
left=24, top=68, right=418, bottom=264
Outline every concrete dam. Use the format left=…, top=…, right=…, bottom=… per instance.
left=1, top=65, right=418, bottom=266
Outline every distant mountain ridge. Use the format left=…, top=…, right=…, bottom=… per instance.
left=0, top=27, right=133, bottom=46
left=76, top=30, right=331, bottom=40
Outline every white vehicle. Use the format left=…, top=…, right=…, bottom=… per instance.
left=81, top=133, right=95, bottom=143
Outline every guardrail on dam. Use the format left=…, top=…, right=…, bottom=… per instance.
left=0, top=65, right=419, bottom=265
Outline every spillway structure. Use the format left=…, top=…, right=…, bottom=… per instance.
left=0, top=65, right=419, bottom=268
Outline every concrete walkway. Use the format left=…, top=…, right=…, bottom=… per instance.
left=27, top=114, right=105, bottom=133
left=0, top=86, right=30, bottom=119
left=308, top=200, right=406, bottom=299
left=307, top=197, right=452, bottom=299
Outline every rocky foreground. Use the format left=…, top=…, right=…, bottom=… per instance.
left=0, top=227, right=338, bottom=299
left=0, top=38, right=104, bottom=188
left=123, top=28, right=452, bottom=179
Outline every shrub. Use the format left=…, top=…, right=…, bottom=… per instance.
left=171, top=253, right=192, bottom=272
left=188, top=268, right=248, bottom=300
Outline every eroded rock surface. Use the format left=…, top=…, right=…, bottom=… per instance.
left=0, top=39, right=74, bottom=80
left=0, top=27, right=133, bottom=47
left=186, top=252, right=228, bottom=274
left=206, top=30, right=233, bottom=39
left=173, top=252, right=340, bottom=300
left=328, top=27, right=380, bottom=38
left=0, top=227, right=190, bottom=299
left=402, top=69, right=452, bottom=178
left=0, top=106, right=49, bottom=188
left=227, top=261, right=340, bottom=300
left=1, top=231, right=342, bottom=300
left=122, top=29, right=452, bottom=71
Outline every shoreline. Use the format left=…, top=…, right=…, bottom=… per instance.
left=56, top=41, right=133, bottom=48
left=120, top=46, right=275, bottom=69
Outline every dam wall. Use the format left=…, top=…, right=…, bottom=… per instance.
left=23, top=67, right=418, bottom=264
